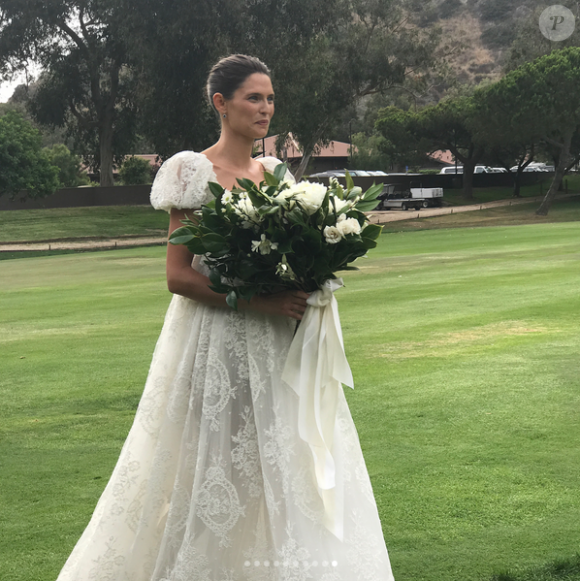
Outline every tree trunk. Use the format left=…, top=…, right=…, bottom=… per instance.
left=513, top=170, right=523, bottom=197
left=99, top=116, right=115, bottom=187
left=536, top=132, right=573, bottom=216
left=294, top=148, right=314, bottom=182
left=462, top=158, right=476, bottom=200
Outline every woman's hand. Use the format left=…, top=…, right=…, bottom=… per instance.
left=247, top=290, right=310, bottom=320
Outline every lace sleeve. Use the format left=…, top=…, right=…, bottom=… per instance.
left=150, top=151, right=216, bottom=212
left=258, top=156, right=296, bottom=184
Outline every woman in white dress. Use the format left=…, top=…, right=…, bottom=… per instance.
left=56, top=54, right=395, bottom=581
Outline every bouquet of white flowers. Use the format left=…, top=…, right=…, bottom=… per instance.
left=169, top=163, right=383, bottom=309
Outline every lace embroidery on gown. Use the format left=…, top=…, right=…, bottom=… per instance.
left=56, top=151, right=395, bottom=581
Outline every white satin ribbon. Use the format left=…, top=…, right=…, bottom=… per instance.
left=281, top=278, right=354, bottom=540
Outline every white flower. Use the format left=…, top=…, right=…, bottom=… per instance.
left=222, top=190, right=233, bottom=204
left=286, top=181, right=327, bottom=215
left=333, top=197, right=353, bottom=212
left=251, top=233, right=279, bottom=255
left=323, top=225, right=343, bottom=244
left=275, top=255, right=297, bottom=280
left=234, top=197, right=261, bottom=225
left=336, top=217, right=362, bottom=236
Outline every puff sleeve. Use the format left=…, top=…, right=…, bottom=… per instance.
left=150, top=151, right=216, bottom=212
left=259, top=156, right=296, bottom=185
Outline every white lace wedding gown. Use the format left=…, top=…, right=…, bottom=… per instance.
left=56, top=152, right=395, bottom=581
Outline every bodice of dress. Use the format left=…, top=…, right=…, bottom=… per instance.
left=150, top=151, right=295, bottom=213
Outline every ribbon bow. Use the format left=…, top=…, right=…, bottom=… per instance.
left=281, top=278, right=353, bottom=540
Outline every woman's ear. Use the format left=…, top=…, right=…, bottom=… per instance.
left=213, top=93, right=227, bottom=117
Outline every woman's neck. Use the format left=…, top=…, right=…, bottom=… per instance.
left=205, top=129, right=256, bottom=172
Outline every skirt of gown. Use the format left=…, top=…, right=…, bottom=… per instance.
left=56, top=258, right=395, bottom=581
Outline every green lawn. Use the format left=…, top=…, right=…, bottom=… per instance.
left=1, top=222, right=579, bottom=581
left=380, top=197, right=580, bottom=233
left=0, top=205, right=169, bottom=243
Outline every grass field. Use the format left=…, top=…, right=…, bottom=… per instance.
left=380, top=197, right=580, bottom=233
left=0, top=205, right=169, bottom=243
left=1, top=222, right=579, bottom=581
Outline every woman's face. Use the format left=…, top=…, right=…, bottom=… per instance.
left=220, top=72, right=274, bottom=139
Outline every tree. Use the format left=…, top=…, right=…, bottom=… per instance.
left=377, top=97, right=484, bottom=199
left=375, top=106, right=428, bottom=170
left=266, top=0, right=440, bottom=180
left=43, top=144, right=90, bottom=187
left=481, top=47, right=580, bottom=215
left=0, top=109, right=59, bottom=198
left=0, top=0, right=137, bottom=186
left=119, top=156, right=151, bottom=185
left=470, top=85, right=538, bottom=197
left=118, top=0, right=439, bottom=179
left=349, top=132, right=391, bottom=171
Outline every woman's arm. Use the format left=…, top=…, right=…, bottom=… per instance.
left=166, top=208, right=308, bottom=320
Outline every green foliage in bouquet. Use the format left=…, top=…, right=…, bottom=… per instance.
left=169, top=163, right=383, bottom=309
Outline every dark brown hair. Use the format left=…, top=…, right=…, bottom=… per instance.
left=206, top=54, right=271, bottom=113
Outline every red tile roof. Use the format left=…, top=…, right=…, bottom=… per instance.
left=254, top=133, right=352, bottom=159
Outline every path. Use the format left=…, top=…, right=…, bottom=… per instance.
left=1, top=194, right=577, bottom=253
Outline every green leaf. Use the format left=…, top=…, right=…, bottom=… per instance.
left=185, top=238, right=206, bottom=255
left=355, top=199, right=381, bottom=212
left=345, top=170, right=354, bottom=191
left=263, top=171, right=279, bottom=186
left=226, top=290, right=238, bottom=311
left=236, top=177, right=256, bottom=191
left=202, top=233, right=227, bottom=253
left=361, top=223, right=383, bottom=241
left=209, top=268, right=222, bottom=288
left=273, top=162, right=288, bottom=182
left=208, top=181, right=225, bottom=198
left=169, top=226, right=195, bottom=245
left=363, top=182, right=384, bottom=200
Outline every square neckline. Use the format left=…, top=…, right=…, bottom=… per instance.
left=199, top=152, right=270, bottom=191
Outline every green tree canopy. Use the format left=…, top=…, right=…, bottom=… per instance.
left=119, top=0, right=439, bottom=179
left=478, top=47, right=580, bottom=214
left=0, top=109, right=59, bottom=198
left=43, top=144, right=90, bottom=188
left=119, top=156, right=151, bottom=185
left=0, top=0, right=138, bottom=186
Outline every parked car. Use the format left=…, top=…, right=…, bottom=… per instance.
left=309, top=169, right=389, bottom=178
left=439, top=166, right=463, bottom=175
left=510, top=163, right=550, bottom=173
left=439, top=165, right=490, bottom=175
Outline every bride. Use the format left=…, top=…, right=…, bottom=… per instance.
left=56, top=54, right=395, bottom=581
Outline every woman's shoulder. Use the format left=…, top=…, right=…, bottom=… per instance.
left=150, top=151, right=215, bottom=212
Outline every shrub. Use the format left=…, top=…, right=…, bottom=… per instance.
left=43, top=144, right=90, bottom=187
left=119, top=156, right=152, bottom=185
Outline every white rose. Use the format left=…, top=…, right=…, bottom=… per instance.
left=287, top=181, right=327, bottom=215
left=323, top=225, right=343, bottom=244
left=333, top=197, right=352, bottom=212
left=336, top=217, right=362, bottom=236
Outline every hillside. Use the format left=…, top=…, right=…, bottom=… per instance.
left=424, top=0, right=579, bottom=87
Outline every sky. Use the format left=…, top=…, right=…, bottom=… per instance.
left=0, top=67, right=41, bottom=103
left=0, top=81, right=18, bottom=103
